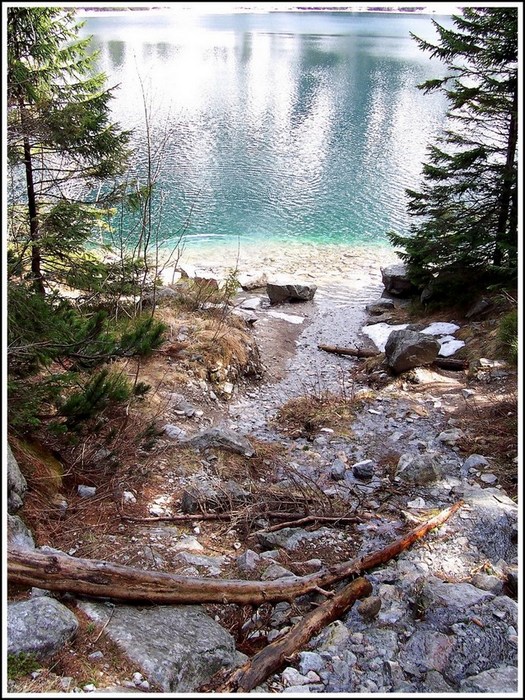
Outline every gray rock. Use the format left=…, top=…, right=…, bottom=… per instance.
left=462, top=454, right=489, bottom=472
left=420, top=578, right=494, bottom=610
left=7, top=598, right=78, bottom=660
left=381, top=264, right=417, bottom=297
left=266, top=281, right=317, bottom=305
left=352, top=459, right=375, bottom=480
left=257, top=526, right=335, bottom=552
left=183, top=427, right=255, bottom=457
left=459, top=666, right=518, bottom=693
left=7, top=514, right=35, bottom=551
left=437, top=428, right=465, bottom=445
left=399, top=630, right=454, bottom=676
left=281, top=666, right=311, bottom=686
left=366, top=298, right=395, bottom=315
left=181, top=479, right=250, bottom=514
left=163, top=424, right=188, bottom=440
left=78, top=602, right=242, bottom=693
left=470, top=573, right=504, bottom=595
left=330, top=458, right=346, bottom=480
left=77, top=485, right=96, bottom=498
left=465, top=298, right=494, bottom=320
left=172, top=552, right=225, bottom=576
left=423, top=670, right=455, bottom=692
left=385, top=329, right=440, bottom=373
left=396, top=452, right=442, bottom=485
left=261, top=564, right=296, bottom=581
left=298, top=651, right=324, bottom=675
left=7, top=444, right=27, bottom=513
left=453, top=483, right=518, bottom=562
left=236, top=549, right=261, bottom=573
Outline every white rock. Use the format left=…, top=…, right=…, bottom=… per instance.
left=421, top=322, right=460, bottom=336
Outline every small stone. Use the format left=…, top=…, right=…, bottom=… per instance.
left=122, top=491, right=136, bottom=505
left=88, top=651, right=104, bottom=661
left=77, top=485, right=96, bottom=498
left=357, top=596, right=382, bottom=619
left=407, top=497, right=426, bottom=509
left=352, top=460, right=375, bottom=480
left=480, top=473, right=497, bottom=484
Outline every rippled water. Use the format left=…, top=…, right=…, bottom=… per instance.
left=81, top=9, right=451, bottom=251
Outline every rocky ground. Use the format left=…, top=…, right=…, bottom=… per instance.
left=7, top=247, right=519, bottom=695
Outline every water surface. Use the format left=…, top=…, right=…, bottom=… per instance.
left=79, top=10, right=452, bottom=254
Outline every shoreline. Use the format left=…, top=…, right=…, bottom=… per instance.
left=156, top=237, right=401, bottom=309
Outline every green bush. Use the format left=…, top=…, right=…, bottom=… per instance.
left=498, top=310, right=518, bottom=364
left=7, top=652, right=40, bottom=680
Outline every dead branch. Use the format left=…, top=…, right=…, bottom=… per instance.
left=255, top=514, right=362, bottom=534
left=210, top=577, right=372, bottom=692
left=119, top=511, right=361, bottom=527
left=318, top=344, right=378, bottom=358
left=318, top=343, right=468, bottom=371
left=8, top=501, right=462, bottom=605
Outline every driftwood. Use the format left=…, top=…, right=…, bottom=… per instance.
left=209, top=577, right=373, bottom=692
left=318, top=343, right=378, bottom=358
left=318, top=343, right=469, bottom=371
left=8, top=501, right=462, bottom=605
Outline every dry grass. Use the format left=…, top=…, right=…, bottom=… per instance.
left=273, top=391, right=362, bottom=438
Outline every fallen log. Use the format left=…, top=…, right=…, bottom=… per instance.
left=209, top=577, right=372, bottom=692
left=317, top=344, right=379, bottom=358
left=8, top=501, right=462, bottom=605
left=318, top=343, right=468, bottom=371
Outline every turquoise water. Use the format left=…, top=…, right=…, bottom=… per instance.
left=80, top=10, right=452, bottom=252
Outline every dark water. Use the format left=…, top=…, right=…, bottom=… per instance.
left=79, top=9, right=452, bottom=252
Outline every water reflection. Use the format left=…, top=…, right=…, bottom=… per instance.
left=80, top=10, right=451, bottom=247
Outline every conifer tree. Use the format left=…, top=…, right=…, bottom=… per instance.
left=388, top=7, right=518, bottom=294
left=7, top=7, right=130, bottom=294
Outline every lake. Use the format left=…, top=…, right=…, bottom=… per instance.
left=79, top=8, right=452, bottom=260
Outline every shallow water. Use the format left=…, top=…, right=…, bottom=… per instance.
left=81, top=10, right=451, bottom=250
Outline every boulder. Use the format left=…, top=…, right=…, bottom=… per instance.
left=395, top=452, right=442, bottom=485
left=266, top=281, right=317, bottom=305
left=77, top=601, right=244, bottom=693
left=385, top=329, right=440, bottom=373
left=380, top=264, right=417, bottom=297
left=183, top=427, right=255, bottom=457
left=8, top=598, right=79, bottom=660
left=7, top=514, right=35, bottom=551
left=7, top=444, right=27, bottom=514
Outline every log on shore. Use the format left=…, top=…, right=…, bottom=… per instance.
left=318, top=344, right=469, bottom=371
left=8, top=501, right=462, bottom=605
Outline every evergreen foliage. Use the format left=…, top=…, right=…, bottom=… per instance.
left=7, top=7, right=131, bottom=294
left=8, top=283, right=167, bottom=433
left=388, top=7, right=518, bottom=295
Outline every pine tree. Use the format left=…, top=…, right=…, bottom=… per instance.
left=388, top=7, right=518, bottom=295
left=7, top=7, right=131, bottom=294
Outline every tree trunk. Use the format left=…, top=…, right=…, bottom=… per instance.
left=20, top=101, right=45, bottom=295
left=8, top=501, right=462, bottom=605
left=493, top=85, right=518, bottom=268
